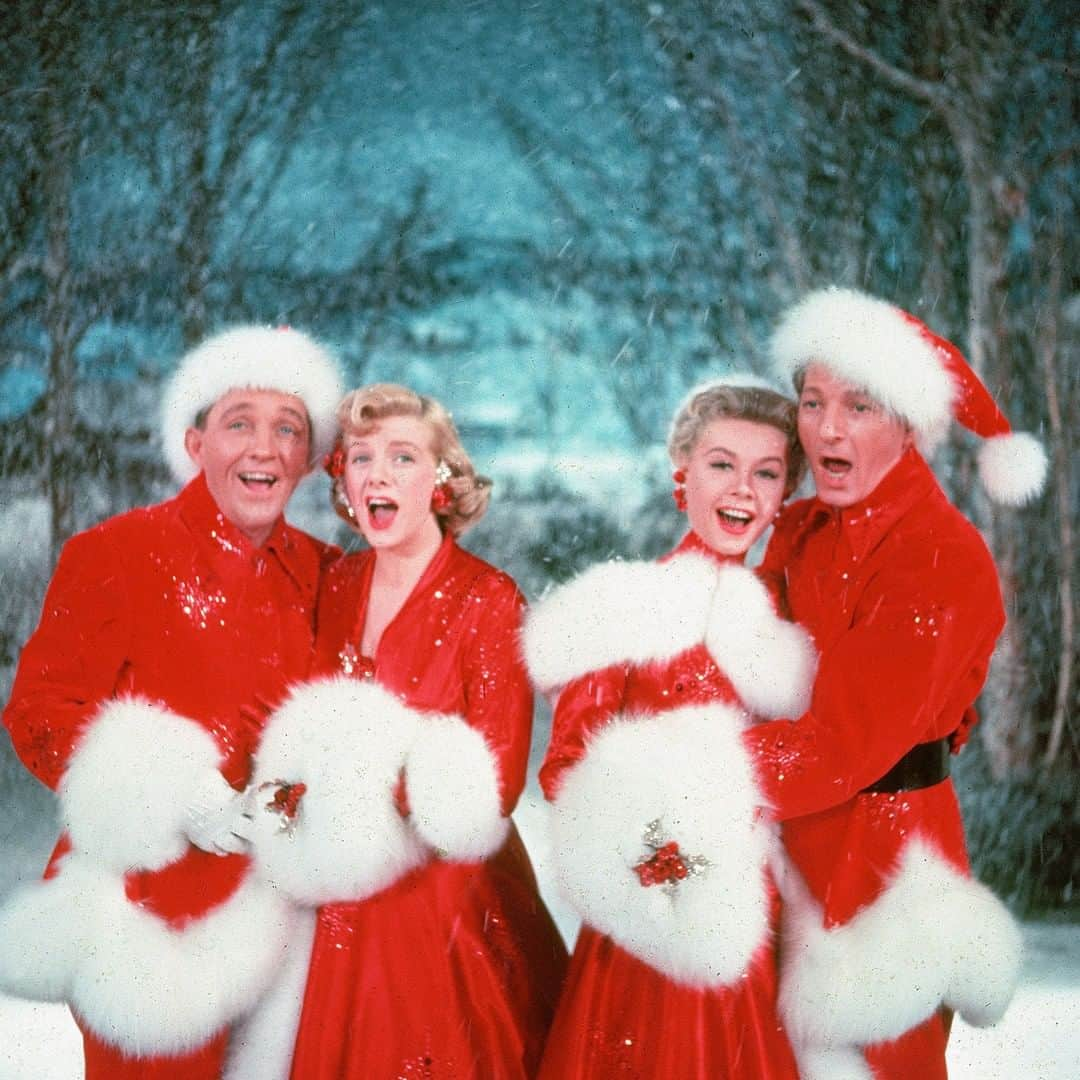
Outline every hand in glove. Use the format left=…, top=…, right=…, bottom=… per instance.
left=184, top=770, right=254, bottom=856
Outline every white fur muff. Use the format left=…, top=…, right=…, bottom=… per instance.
left=247, top=675, right=509, bottom=906
left=551, top=701, right=774, bottom=987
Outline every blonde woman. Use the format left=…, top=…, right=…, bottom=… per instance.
left=240, top=385, right=566, bottom=1079
left=524, top=378, right=814, bottom=1079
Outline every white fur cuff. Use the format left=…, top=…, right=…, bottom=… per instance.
left=0, top=853, right=294, bottom=1058
left=551, top=702, right=773, bottom=987
left=60, top=696, right=223, bottom=873
left=406, top=714, right=509, bottom=861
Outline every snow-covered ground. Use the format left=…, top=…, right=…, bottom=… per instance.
left=2, top=788, right=1077, bottom=1079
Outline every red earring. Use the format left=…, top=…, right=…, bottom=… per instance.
left=672, top=469, right=687, bottom=511
left=431, top=460, right=454, bottom=512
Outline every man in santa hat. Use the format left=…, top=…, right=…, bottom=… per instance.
left=0, top=326, right=343, bottom=1079
left=746, top=287, right=1046, bottom=1079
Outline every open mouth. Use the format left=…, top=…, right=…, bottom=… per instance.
left=715, top=507, right=754, bottom=533
left=239, top=471, right=278, bottom=491
left=821, top=456, right=852, bottom=477
left=366, top=497, right=399, bottom=530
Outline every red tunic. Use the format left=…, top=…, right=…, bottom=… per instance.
left=748, top=449, right=1013, bottom=1077
left=287, top=534, right=567, bottom=1080
left=1, top=474, right=330, bottom=1077
left=534, top=533, right=801, bottom=1080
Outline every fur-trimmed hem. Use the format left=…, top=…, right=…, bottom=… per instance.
left=248, top=676, right=428, bottom=906
left=60, top=696, right=222, bottom=873
left=778, top=838, right=1022, bottom=1076
left=0, top=853, right=294, bottom=1058
left=551, top=702, right=774, bottom=987
left=406, top=714, right=509, bottom=861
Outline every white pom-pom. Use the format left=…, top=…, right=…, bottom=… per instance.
left=977, top=431, right=1048, bottom=506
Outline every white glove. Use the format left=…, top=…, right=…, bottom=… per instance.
left=184, top=771, right=254, bottom=856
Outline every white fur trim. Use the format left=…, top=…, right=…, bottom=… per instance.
left=0, top=852, right=295, bottom=1057
left=406, top=714, right=509, bottom=861
left=60, top=696, right=223, bottom=873
left=771, top=287, right=956, bottom=453
left=224, top=907, right=317, bottom=1080
left=160, top=325, right=344, bottom=485
left=523, top=554, right=719, bottom=691
left=704, top=564, right=818, bottom=718
left=248, top=676, right=428, bottom=906
left=977, top=431, right=1049, bottom=506
left=551, top=702, right=773, bottom=987
left=0, top=853, right=87, bottom=1004
left=778, top=839, right=1022, bottom=1077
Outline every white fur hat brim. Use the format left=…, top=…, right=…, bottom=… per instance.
left=770, top=287, right=956, bottom=453
left=160, top=325, right=344, bottom=485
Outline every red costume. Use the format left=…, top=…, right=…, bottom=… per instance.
left=234, top=534, right=567, bottom=1080
left=0, top=474, right=330, bottom=1078
left=524, top=532, right=818, bottom=1080
left=749, top=448, right=1022, bottom=1079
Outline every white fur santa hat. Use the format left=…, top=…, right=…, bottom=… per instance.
left=160, top=325, right=345, bottom=485
left=771, top=287, right=1048, bottom=505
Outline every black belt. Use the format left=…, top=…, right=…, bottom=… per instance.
left=861, top=738, right=950, bottom=794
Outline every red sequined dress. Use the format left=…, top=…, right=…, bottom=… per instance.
left=281, top=534, right=567, bottom=1079
left=523, top=532, right=817, bottom=1079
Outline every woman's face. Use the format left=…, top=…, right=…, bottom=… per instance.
left=679, top=416, right=788, bottom=559
left=342, top=415, right=443, bottom=555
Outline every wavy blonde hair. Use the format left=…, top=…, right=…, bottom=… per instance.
left=332, top=383, right=491, bottom=535
left=667, top=382, right=806, bottom=496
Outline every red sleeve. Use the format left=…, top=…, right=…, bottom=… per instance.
left=744, top=540, right=1004, bottom=821
left=463, top=575, right=535, bottom=814
left=538, top=663, right=629, bottom=800
left=3, top=528, right=131, bottom=789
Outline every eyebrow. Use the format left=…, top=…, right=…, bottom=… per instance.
left=703, top=445, right=784, bottom=465
left=219, top=402, right=307, bottom=424
left=348, top=438, right=424, bottom=452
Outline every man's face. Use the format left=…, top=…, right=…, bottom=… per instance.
left=797, top=363, right=911, bottom=508
left=184, top=388, right=312, bottom=546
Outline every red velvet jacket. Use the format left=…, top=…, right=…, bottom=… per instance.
left=0, top=474, right=333, bottom=1058
left=748, top=448, right=1004, bottom=921
left=744, top=449, right=1019, bottom=1079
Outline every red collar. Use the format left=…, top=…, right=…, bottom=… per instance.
left=176, top=472, right=313, bottom=588
left=669, top=530, right=745, bottom=568
left=806, top=448, right=941, bottom=559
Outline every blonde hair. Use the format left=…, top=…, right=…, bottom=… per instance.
left=332, top=383, right=491, bottom=535
left=667, top=382, right=806, bottom=496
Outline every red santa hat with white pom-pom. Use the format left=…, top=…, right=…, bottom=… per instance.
left=770, top=286, right=1048, bottom=505
left=160, top=324, right=344, bottom=486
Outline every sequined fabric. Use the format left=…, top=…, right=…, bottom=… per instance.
left=288, top=535, right=567, bottom=1080
left=2, top=473, right=331, bottom=1077
left=536, top=534, right=799, bottom=1079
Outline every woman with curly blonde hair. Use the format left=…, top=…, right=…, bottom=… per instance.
left=237, top=384, right=566, bottom=1079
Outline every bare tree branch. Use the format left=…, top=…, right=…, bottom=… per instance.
left=797, top=0, right=945, bottom=109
